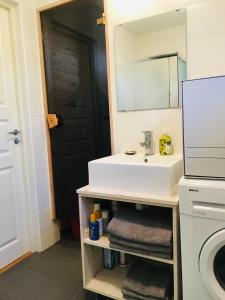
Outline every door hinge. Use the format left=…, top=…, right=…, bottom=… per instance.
left=47, top=114, right=59, bottom=129
left=97, top=13, right=106, bottom=26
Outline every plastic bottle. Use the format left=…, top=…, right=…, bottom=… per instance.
left=102, top=210, right=109, bottom=235
left=112, top=201, right=118, bottom=214
left=135, top=203, right=144, bottom=211
left=89, top=213, right=99, bottom=241
left=94, top=203, right=101, bottom=214
left=159, top=129, right=173, bottom=155
left=94, top=203, right=103, bottom=236
left=120, top=252, right=126, bottom=267
left=103, top=249, right=116, bottom=269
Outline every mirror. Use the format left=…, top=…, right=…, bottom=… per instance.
left=115, top=9, right=187, bottom=112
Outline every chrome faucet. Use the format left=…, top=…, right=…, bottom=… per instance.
left=140, top=131, right=154, bottom=156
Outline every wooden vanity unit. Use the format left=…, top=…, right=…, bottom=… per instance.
left=77, top=185, right=181, bottom=300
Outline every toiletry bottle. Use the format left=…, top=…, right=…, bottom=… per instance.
left=94, top=203, right=101, bottom=214
left=165, top=141, right=173, bottom=155
left=112, top=201, right=118, bottom=214
left=103, top=249, right=116, bottom=269
left=120, top=252, right=126, bottom=267
left=135, top=203, right=144, bottom=211
left=159, top=129, right=173, bottom=155
left=102, top=210, right=109, bottom=235
left=89, top=213, right=99, bottom=241
left=94, top=203, right=103, bottom=236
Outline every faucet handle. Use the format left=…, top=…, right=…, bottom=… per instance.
left=142, top=130, right=153, bottom=136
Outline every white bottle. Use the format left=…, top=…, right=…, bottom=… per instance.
left=97, top=218, right=103, bottom=236
left=102, top=210, right=109, bottom=235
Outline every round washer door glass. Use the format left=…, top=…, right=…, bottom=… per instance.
left=214, top=245, right=225, bottom=291
left=200, top=229, right=225, bottom=299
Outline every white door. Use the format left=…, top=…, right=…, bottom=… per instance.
left=0, top=4, right=29, bottom=269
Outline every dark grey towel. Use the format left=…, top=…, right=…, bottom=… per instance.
left=122, top=288, right=170, bottom=300
left=107, top=207, right=172, bottom=247
left=110, top=242, right=171, bottom=259
left=122, top=259, right=172, bottom=300
left=109, top=234, right=172, bottom=255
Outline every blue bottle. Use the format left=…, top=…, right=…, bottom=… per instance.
left=89, top=213, right=99, bottom=241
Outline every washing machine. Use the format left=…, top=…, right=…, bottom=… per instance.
left=179, top=177, right=225, bottom=300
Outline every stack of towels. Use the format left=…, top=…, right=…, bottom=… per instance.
left=107, top=207, right=172, bottom=259
left=122, top=258, right=172, bottom=300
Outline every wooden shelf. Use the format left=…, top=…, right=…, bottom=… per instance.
left=84, top=235, right=173, bottom=265
left=78, top=187, right=181, bottom=300
left=77, top=185, right=179, bottom=208
left=85, top=265, right=127, bottom=300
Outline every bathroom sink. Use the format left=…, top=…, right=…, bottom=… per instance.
left=88, top=153, right=183, bottom=196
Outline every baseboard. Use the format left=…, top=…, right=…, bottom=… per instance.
left=0, top=252, right=32, bottom=274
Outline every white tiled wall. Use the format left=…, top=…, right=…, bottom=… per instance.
left=187, top=0, right=225, bottom=78
left=187, top=0, right=225, bottom=38
left=105, top=0, right=225, bottom=154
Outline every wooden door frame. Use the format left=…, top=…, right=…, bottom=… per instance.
left=36, top=0, right=115, bottom=219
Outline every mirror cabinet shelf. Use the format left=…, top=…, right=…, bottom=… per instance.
left=115, top=9, right=187, bottom=112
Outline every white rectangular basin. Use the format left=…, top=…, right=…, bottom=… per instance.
left=88, top=153, right=183, bottom=196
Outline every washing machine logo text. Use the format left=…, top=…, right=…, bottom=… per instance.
left=188, top=188, right=199, bottom=192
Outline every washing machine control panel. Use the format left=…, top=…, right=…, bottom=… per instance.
left=180, top=181, right=225, bottom=221
left=192, top=202, right=225, bottom=220
left=193, top=208, right=207, bottom=216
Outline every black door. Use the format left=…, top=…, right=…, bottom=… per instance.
left=41, top=11, right=110, bottom=219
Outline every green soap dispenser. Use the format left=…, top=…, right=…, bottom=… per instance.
left=159, top=129, right=173, bottom=155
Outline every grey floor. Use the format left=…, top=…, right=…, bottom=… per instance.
left=0, top=239, right=95, bottom=300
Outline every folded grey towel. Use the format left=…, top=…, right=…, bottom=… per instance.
left=109, top=234, right=172, bottom=255
left=122, top=259, right=172, bottom=299
left=110, top=242, right=171, bottom=259
left=107, top=207, right=172, bottom=247
left=122, top=288, right=170, bottom=300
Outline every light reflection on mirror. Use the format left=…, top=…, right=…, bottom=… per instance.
left=115, top=9, right=187, bottom=112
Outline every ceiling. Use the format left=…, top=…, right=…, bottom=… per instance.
left=121, top=9, right=186, bottom=35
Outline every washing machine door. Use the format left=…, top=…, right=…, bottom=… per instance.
left=199, top=229, right=225, bottom=300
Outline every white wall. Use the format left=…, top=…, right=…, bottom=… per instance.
left=115, top=26, right=136, bottom=63
left=33, top=0, right=225, bottom=249
left=36, top=0, right=58, bottom=7
left=13, top=0, right=59, bottom=251
left=187, top=0, right=225, bottom=78
left=135, top=25, right=186, bottom=60
left=115, top=25, right=186, bottom=62
left=105, top=0, right=225, bottom=154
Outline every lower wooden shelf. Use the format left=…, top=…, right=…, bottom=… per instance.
left=85, top=265, right=127, bottom=300
left=84, top=235, right=174, bottom=265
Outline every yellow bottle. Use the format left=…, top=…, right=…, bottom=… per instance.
left=159, top=129, right=173, bottom=155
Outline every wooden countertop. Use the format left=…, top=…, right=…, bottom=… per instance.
left=77, top=185, right=179, bottom=208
